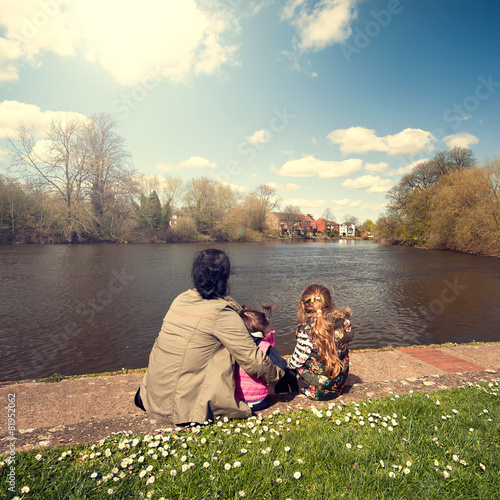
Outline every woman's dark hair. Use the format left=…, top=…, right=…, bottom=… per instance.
left=192, top=249, right=231, bottom=300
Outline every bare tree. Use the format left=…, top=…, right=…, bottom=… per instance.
left=83, top=113, right=134, bottom=237
left=322, top=207, right=335, bottom=234
left=282, top=204, right=301, bottom=235
left=10, top=116, right=89, bottom=241
left=184, top=178, right=238, bottom=236
left=159, top=175, right=183, bottom=227
left=245, top=184, right=280, bottom=232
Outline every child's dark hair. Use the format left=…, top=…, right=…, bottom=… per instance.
left=192, top=249, right=231, bottom=300
left=239, top=305, right=273, bottom=334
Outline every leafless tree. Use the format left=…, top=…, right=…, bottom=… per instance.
left=245, top=184, right=280, bottom=232
left=282, top=204, right=301, bottom=235
left=83, top=113, right=135, bottom=237
left=10, top=116, right=90, bottom=241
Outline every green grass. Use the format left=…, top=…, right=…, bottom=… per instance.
left=1, top=380, right=499, bottom=499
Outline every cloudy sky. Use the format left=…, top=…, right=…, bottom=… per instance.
left=1, top=0, right=499, bottom=222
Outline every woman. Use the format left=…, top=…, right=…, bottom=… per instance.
left=137, top=248, right=284, bottom=424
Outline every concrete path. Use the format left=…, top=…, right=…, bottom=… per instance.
left=1, top=343, right=499, bottom=455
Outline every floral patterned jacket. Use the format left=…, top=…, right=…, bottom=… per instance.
left=287, top=317, right=353, bottom=401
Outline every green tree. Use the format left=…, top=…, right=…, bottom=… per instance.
left=139, top=190, right=162, bottom=229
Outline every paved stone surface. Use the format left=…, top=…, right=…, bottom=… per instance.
left=1, top=342, right=499, bottom=455
left=403, top=348, right=485, bottom=372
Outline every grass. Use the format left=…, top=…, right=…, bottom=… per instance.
left=2, top=381, right=499, bottom=500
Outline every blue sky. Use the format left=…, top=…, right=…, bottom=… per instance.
left=1, top=0, right=499, bottom=223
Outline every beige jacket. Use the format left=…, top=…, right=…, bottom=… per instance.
left=140, top=289, right=284, bottom=424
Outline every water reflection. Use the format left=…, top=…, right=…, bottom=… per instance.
left=1, top=241, right=500, bottom=382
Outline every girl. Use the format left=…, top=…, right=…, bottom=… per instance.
left=235, top=306, right=287, bottom=411
left=287, top=284, right=353, bottom=401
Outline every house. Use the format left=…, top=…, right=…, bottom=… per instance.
left=266, top=212, right=315, bottom=235
left=314, top=218, right=339, bottom=234
left=170, top=207, right=191, bottom=226
left=339, top=222, right=356, bottom=237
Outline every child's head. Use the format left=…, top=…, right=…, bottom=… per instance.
left=297, top=284, right=333, bottom=323
left=297, top=284, right=351, bottom=324
left=239, top=305, right=272, bottom=334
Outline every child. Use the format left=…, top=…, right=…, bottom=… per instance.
left=287, top=284, right=353, bottom=401
left=235, top=306, right=287, bottom=411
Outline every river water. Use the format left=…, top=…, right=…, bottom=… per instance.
left=1, top=240, right=500, bottom=382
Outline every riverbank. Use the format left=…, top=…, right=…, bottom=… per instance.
left=1, top=342, right=499, bottom=455
left=375, top=238, right=500, bottom=258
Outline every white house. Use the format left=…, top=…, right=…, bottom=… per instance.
left=339, top=222, right=356, bottom=237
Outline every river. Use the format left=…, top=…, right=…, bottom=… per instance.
left=1, top=240, right=500, bottom=382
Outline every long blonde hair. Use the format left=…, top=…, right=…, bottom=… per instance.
left=297, top=284, right=351, bottom=378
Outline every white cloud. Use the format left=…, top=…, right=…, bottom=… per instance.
left=266, top=181, right=300, bottom=192
left=0, top=100, right=89, bottom=138
left=389, top=159, right=430, bottom=176
left=0, top=0, right=239, bottom=85
left=327, top=126, right=436, bottom=156
left=218, top=180, right=247, bottom=193
left=246, top=130, right=270, bottom=144
left=282, top=0, right=359, bottom=52
left=157, top=156, right=217, bottom=172
left=385, top=128, right=435, bottom=156
left=178, top=156, right=217, bottom=169
left=327, top=127, right=386, bottom=154
left=365, top=162, right=388, bottom=173
left=443, top=132, right=479, bottom=149
left=342, top=175, right=393, bottom=193
left=276, top=155, right=362, bottom=178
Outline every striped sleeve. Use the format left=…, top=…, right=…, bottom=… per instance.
left=287, top=328, right=314, bottom=370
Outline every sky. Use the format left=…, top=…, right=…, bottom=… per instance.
left=1, top=0, right=499, bottom=223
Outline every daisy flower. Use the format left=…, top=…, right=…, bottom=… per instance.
left=293, top=471, right=301, bottom=479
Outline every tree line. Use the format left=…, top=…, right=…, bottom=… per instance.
left=0, top=114, right=284, bottom=243
left=375, top=147, right=500, bottom=256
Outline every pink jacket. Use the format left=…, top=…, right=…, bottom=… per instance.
left=235, top=331, right=275, bottom=402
